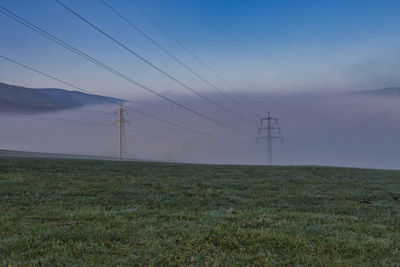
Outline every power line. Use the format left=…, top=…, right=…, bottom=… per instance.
left=129, top=0, right=264, bottom=117
left=0, top=5, right=253, bottom=139
left=100, top=0, right=258, bottom=127
left=53, top=0, right=255, bottom=136
left=125, top=104, right=252, bottom=144
left=1, top=110, right=174, bottom=140
left=0, top=54, right=92, bottom=95
left=0, top=53, right=250, bottom=144
left=1, top=110, right=110, bottom=127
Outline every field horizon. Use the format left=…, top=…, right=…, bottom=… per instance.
left=1, top=149, right=399, bottom=172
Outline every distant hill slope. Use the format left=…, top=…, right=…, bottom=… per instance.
left=351, top=87, right=400, bottom=96
left=0, top=82, right=124, bottom=113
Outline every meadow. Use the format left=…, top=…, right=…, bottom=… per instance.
left=0, top=157, right=399, bottom=266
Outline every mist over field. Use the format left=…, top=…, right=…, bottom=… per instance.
left=1, top=90, right=399, bottom=170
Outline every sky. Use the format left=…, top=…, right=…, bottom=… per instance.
left=1, top=0, right=400, bottom=169
left=1, top=0, right=400, bottom=98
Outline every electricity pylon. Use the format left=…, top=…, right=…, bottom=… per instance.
left=114, top=103, right=130, bottom=160
left=256, top=112, right=283, bottom=165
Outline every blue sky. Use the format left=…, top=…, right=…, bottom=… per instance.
left=1, top=0, right=400, bottom=98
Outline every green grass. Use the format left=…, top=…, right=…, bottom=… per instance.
left=0, top=157, right=399, bottom=266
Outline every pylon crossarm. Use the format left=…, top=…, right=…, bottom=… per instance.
left=255, top=136, right=268, bottom=144
left=271, top=127, right=281, bottom=134
left=272, top=136, right=284, bottom=143
left=258, top=127, right=268, bottom=134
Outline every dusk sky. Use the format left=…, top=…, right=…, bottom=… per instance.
left=2, top=0, right=400, bottom=99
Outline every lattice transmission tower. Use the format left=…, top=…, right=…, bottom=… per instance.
left=256, top=112, right=283, bottom=165
left=114, top=103, right=130, bottom=160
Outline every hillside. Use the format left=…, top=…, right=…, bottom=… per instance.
left=351, top=86, right=400, bottom=96
left=0, top=82, right=123, bottom=113
left=0, top=157, right=399, bottom=265
left=0, top=149, right=117, bottom=161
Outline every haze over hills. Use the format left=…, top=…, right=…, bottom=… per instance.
left=0, top=82, right=124, bottom=113
left=2, top=80, right=400, bottom=114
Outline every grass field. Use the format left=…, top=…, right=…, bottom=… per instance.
left=0, top=157, right=399, bottom=266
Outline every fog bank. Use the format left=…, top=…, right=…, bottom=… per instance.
left=1, top=92, right=399, bottom=170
